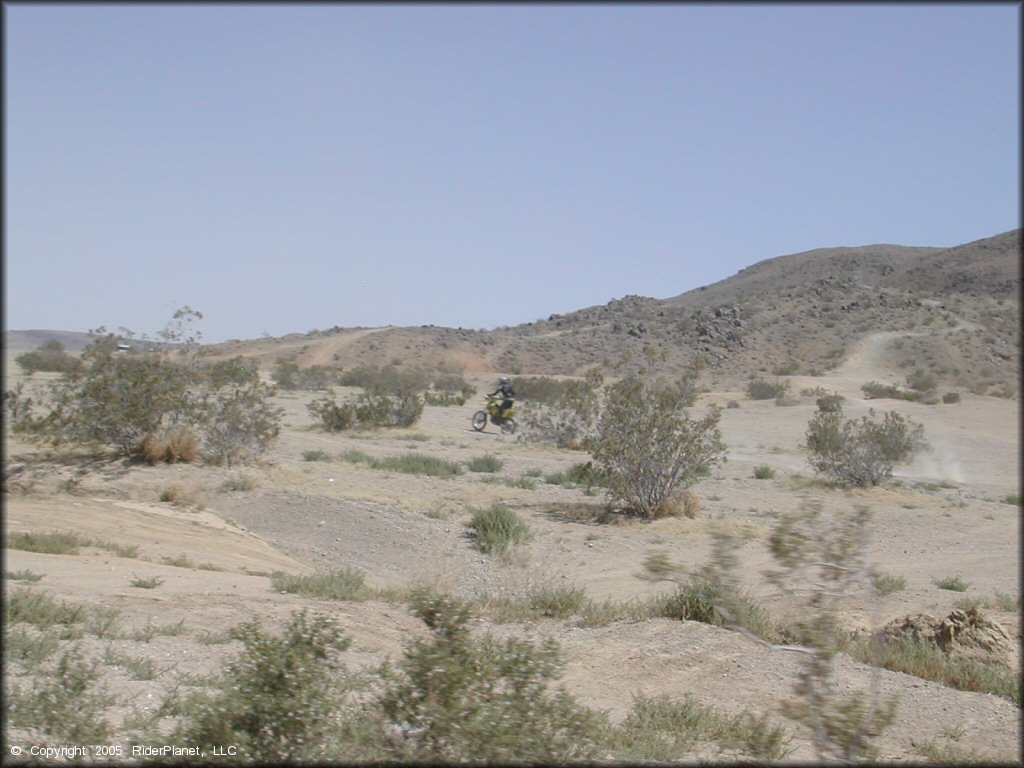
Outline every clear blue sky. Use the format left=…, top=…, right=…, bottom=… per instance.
left=5, top=3, right=1020, bottom=343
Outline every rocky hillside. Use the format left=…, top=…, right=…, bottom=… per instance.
left=8, top=230, right=1019, bottom=396
left=199, top=229, right=1019, bottom=396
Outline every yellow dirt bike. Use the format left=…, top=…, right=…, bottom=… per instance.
left=472, top=394, right=516, bottom=434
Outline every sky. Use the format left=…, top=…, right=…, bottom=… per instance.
left=5, top=3, right=1020, bottom=344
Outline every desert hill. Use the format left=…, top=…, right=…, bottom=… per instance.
left=196, top=228, right=1020, bottom=396
left=6, top=229, right=1019, bottom=396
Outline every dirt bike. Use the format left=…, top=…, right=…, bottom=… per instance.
left=472, top=395, right=516, bottom=434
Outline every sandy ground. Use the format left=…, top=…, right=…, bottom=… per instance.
left=3, top=341, right=1021, bottom=763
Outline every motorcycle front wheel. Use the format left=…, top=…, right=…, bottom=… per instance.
left=500, top=418, right=517, bottom=435
left=471, top=411, right=488, bottom=431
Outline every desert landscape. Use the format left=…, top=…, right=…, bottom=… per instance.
left=3, top=230, right=1020, bottom=764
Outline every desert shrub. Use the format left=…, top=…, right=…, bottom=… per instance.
left=201, top=357, right=259, bottom=388
left=746, top=378, right=790, bottom=400
left=466, top=454, right=503, bottom=473
left=607, top=693, right=792, bottom=762
left=815, top=393, right=846, bottom=413
left=805, top=406, right=926, bottom=487
left=772, top=360, right=800, bottom=376
left=861, top=381, right=903, bottom=400
left=340, top=364, right=430, bottom=394
left=6, top=530, right=86, bottom=555
left=373, top=453, right=463, bottom=477
left=198, top=379, right=282, bottom=466
left=271, top=361, right=342, bottom=391
left=591, top=371, right=725, bottom=519
left=176, top=610, right=351, bottom=763
left=871, top=571, right=907, bottom=595
left=15, top=339, right=77, bottom=375
left=726, top=399, right=741, bottom=408
left=220, top=474, right=256, bottom=492
left=270, top=568, right=372, bottom=601
left=302, top=450, right=331, bottom=462
left=517, top=369, right=605, bottom=448
left=141, top=426, right=200, bottom=464
left=423, top=373, right=476, bottom=405
left=374, top=591, right=606, bottom=763
left=310, top=389, right=424, bottom=430
left=942, top=391, right=961, bottom=404
left=767, top=503, right=898, bottom=761
left=753, top=465, right=776, bottom=479
left=159, top=483, right=203, bottom=508
left=934, top=575, right=970, bottom=592
left=906, top=368, right=938, bottom=393
left=467, top=502, right=531, bottom=555
left=3, top=311, right=281, bottom=463
left=5, top=647, right=113, bottom=743
left=308, top=395, right=357, bottom=432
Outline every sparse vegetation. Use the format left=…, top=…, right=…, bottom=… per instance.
left=805, top=405, right=926, bottom=487
left=871, top=571, right=907, bottom=595
left=175, top=610, right=352, bottom=762
left=373, top=591, right=607, bottom=763
left=302, top=449, right=331, bottom=461
left=4, top=308, right=282, bottom=464
left=753, top=465, right=776, bottom=480
left=466, top=454, right=503, bottom=473
left=15, top=339, right=78, bottom=375
left=746, top=378, right=791, bottom=400
left=467, top=502, right=531, bottom=555
left=591, top=369, right=725, bottom=519
left=934, top=575, right=970, bottom=592
left=270, top=568, right=373, bottom=601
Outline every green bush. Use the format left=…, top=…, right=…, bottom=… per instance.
left=942, top=391, right=962, bottom=404
left=466, top=454, right=503, bottom=473
left=517, top=370, right=605, bottom=448
left=302, top=450, right=331, bottom=462
left=467, top=503, right=531, bottom=555
left=176, top=611, right=351, bottom=763
left=591, top=371, right=725, bottom=519
left=3, top=311, right=282, bottom=463
left=308, top=395, right=357, bottom=432
left=805, top=406, right=926, bottom=487
left=373, top=453, right=463, bottom=477
left=5, top=648, right=113, bottom=743
left=906, top=368, right=938, bottom=393
left=15, top=339, right=77, bottom=375
left=753, top=465, right=776, bottom=480
left=270, top=568, right=372, bottom=600
left=815, top=393, right=846, bottom=413
left=272, top=361, right=342, bottom=391
left=934, top=575, right=970, bottom=592
left=746, top=378, right=790, bottom=400
left=374, top=592, right=607, bottom=763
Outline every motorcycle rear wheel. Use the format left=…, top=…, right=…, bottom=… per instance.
left=472, top=411, right=488, bottom=431
left=500, top=418, right=517, bottom=435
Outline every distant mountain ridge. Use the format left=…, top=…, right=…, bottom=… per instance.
left=6, top=229, right=1020, bottom=396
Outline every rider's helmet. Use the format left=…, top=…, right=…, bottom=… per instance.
left=499, top=376, right=510, bottom=385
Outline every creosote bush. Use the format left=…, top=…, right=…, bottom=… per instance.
left=592, top=369, right=725, bottom=519
left=375, top=591, right=607, bottom=763
left=3, top=309, right=281, bottom=465
left=176, top=610, right=352, bottom=763
left=467, top=502, right=531, bottom=555
left=805, top=405, right=925, bottom=487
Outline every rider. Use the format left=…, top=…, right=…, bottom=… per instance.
left=489, top=376, right=516, bottom=419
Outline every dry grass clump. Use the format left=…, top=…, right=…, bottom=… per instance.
left=159, top=483, right=204, bottom=508
left=141, top=428, right=199, bottom=464
left=651, top=490, right=700, bottom=520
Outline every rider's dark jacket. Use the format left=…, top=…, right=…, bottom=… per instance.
left=489, top=381, right=516, bottom=414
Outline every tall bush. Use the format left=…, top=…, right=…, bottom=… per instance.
left=805, top=406, right=925, bottom=487
left=591, top=371, right=725, bottom=518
